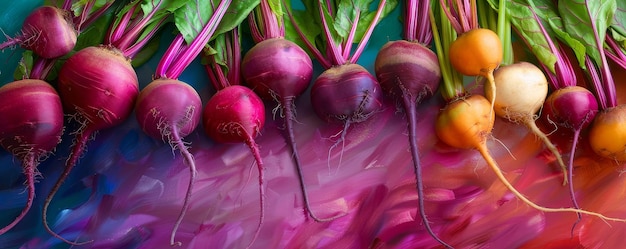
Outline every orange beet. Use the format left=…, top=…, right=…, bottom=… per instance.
left=589, top=105, right=626, bottom=161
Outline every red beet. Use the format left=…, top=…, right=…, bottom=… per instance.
left=0, top=6, right=76, bottom=58
left=0, top=79, right=64, bottom=235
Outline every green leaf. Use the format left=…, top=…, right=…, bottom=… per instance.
left=512, top=0, right=586, bottom=68
left=268, top=0, right=283, bottom=17
left=215, top=0, right=260, bottom=36
left=333, top=0, right=364, bottom=39
left=174, top=0, right=259, bottom=45
left=139, top=0, right=188, bottom=25
left=207, top=32, right=229, bottom=68
left=110, top=0, right=186, bottom=39
left=13, top=51, right=33, bottom=81
left=288, top=0, right=397, bottom=48
left=558, top=0, right=616, bottom=65
left=548, top=18, right=587, bottom=68
left=131, top=32, right=161, bottom=67
left=332, top=0, right=397, bottom=42
left=75, top=9, right=114, bottom=49
left=354, top=0, right=397, bottom=42
left=487, top=0, right=557, bottom=73
left=611, top=0, right=626, bottom=39
left=284, top=3, right=323, bottom=56
left=70, top=0, right=119, bottom=17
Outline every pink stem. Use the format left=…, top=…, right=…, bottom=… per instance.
left=455, top=0, right=469, bottom=32
left=350, top=0, right=387, bottom=64
left=585, top=56, right=607, bottom=110
left=79, top=1, right=115, bottom=32
left=227, top=29, right=241, bottom=86
left=166, top=0, right=232, bottom=79
left=105, top=4, right=138, bottom=45
left=259, top=0, right=283, bottom=39
left=438, top=0, right=463, bottom=34
left=73, top=0, right=95, bottom=32
left=115, top=0, right=165, bottom=53
left=586, top=7, right=616, bottom=108
left=283, top=4, right=332, bottom=68
left=62, top=0, right=72, bottom=11
left=405, top=0, right=418, bottom=41
left=606, top=35, right=626, bottom=69
left=416, top=0, right=432, bottom=44
left=248, top=13, right=265, bottom=43
left=156, top=35, right=185, bottom=79
left=342, top=10, right=360, bottom=60
left=318, top=1, right=345, bottom=65
left=125, top=17, right=169, bottom=58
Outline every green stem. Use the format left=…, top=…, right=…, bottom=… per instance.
left=497, top=0, right=513, bottom=65
left=476, top=0, right=492, bottom=30
left=431, top=4, right=464, bottom=100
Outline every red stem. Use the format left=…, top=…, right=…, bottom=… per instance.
left=207, top=57, right=230, bottom=91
